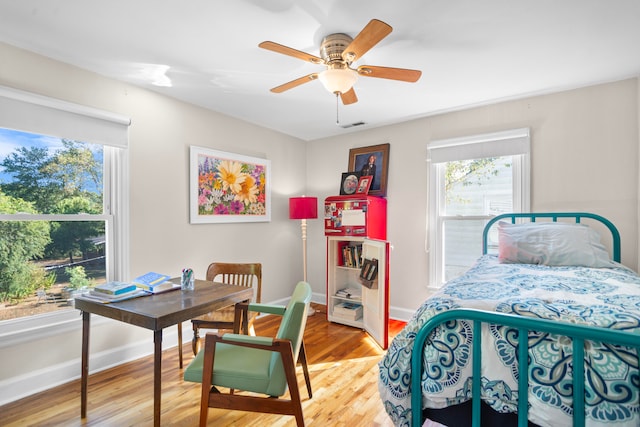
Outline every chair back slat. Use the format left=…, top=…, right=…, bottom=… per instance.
left=206, top=262, right=262, bottom=303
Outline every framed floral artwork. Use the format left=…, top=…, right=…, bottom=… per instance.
left=190, top=146, right=271, bottom=223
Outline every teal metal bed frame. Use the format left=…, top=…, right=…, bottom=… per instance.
left=410, top=212, right=636, bottom=427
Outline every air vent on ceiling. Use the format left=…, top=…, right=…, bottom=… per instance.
left=340, top=121, right=366, bottom=129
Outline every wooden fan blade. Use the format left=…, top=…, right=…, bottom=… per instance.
left=270, top=73, right=318, bottom=93
left=340, top=87, right=358, bottom=105
left=342, top=19, right=392, bottom=62
left=357, top=65, right=422, bottom=82
left=259, top=41, right=323, bottom=64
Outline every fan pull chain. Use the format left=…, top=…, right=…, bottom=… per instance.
left=335, top=93, right=340, bottom=126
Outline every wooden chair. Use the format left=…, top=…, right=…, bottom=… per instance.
left=191, top=262, right=262, bottom=355
left=184, top=281, right=312, bottom=426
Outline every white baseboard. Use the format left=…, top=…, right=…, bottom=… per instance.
left=0, top=322, right=184, bottom=407
left=389, top=306, right=414, bottom=323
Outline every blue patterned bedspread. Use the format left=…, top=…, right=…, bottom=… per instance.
left=378, top=255, right=640, bottom=427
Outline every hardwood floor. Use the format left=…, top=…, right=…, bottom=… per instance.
left=1, top=304, right=405, bottom=426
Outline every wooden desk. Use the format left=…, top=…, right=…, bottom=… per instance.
left=75, top=279, right=253, bottom=427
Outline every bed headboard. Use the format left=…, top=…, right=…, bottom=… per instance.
left=482, top=212, right=621, bottom=262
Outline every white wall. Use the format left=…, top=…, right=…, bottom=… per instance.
left=0, top=42, right=312, bottom=405
left=306, top=78, right=640, bottom=319
left=1, top=39, right=638, bottom=405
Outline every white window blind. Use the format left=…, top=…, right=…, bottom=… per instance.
left=0, top=85, right=130, bottom=148
left=428, top=128, right=530, bottom=163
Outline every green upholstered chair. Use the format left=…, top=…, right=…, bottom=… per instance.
left=184, top=281, right=313, bottom=427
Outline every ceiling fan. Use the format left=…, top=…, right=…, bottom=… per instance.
left=259, top=19, right=422, bottom=105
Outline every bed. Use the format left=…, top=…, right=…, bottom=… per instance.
left=378, top=212, right=640, bottom=427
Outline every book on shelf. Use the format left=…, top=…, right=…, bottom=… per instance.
left=93, top=281, right=137, bottom=295
left=335, top=286, right=362, bottom=300
left=132, top=272, right=172, bottom=291
left=333, top=302, right=363, bottom=320
left=334, top=301, right=362, bottom=312
left=340, top=243, right=363, bottom=268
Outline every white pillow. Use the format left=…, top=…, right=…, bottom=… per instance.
left=497, top=221, right=615, bottom=267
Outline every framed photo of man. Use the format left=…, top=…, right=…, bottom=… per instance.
left=348, top=143, right=390, bottom=197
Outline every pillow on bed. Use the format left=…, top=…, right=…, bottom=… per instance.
left=497, top=221, right=615, bottom=267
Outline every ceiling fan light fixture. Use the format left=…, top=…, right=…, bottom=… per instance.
left=318, top=68, right=358, bottom=94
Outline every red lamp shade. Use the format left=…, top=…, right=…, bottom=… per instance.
left=289, top=196, right=318, bottom=220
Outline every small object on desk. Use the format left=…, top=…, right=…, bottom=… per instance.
left=86, top=288, right=147, bottom=303
left=133, top=272, right=171, bottom=289
left=181, top=268, right=195, bottom=291
left=137, top=279, right=176, bottom=293
left=146, top=282, right=181, bottom=294
left=93, top=281, right=137, bottom=295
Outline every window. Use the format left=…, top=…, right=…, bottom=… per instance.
left=427, top=128, right=530, bottom=288
left=0, top=86, right=129, bottom=323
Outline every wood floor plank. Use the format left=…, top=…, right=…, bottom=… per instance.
left=1, top=304, right=404, bottom=426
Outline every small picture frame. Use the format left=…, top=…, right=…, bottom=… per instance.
left=340, top=171, right=361, bottom=195
left=356, top=175, right=372, bottom=194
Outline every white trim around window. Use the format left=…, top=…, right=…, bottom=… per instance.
left=426, top=128, right=531, bottom=288
left=0, top=88, right=130, bottom=343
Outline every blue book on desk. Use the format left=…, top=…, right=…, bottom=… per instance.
left=133, top=272, right=171, bottom=290
left=94, top=281, right=137, bottom=295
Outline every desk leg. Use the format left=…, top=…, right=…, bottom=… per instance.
left=233, top=300, right=251, bottom=335
left=177, top=322, right=183, bottom=369
left=153, top=329, right=162, bottom=427
left=81, top=311, right=90, bottom=418
left=241, top=304, right=249, bottom=335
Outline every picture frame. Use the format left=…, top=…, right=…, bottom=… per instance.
left=348, top=143, right=390, bottom=196
left=340, top=171, right=361, bottom=195
left=356, top=175, right=373, bottom=194
left=190, top=146, right=271, bottom=223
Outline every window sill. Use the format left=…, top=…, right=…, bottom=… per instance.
left=0, top=308, right=108, bottom=349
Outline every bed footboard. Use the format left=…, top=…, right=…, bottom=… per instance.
left=410, top=309, right=640, bottom=427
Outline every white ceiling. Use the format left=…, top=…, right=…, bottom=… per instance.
left=1, top=0, right=639, bottom=141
